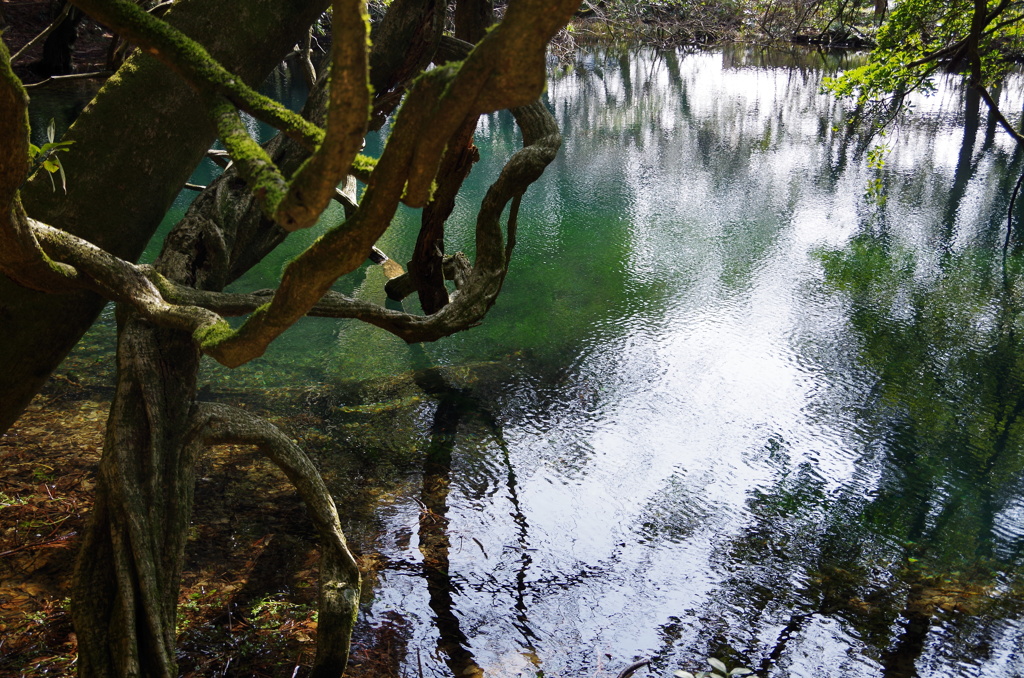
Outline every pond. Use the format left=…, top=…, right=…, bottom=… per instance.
left=56, top=45, right=1024, bottom=677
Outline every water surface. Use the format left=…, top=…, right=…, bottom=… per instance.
left=59, top=46, right=1024, bottom=677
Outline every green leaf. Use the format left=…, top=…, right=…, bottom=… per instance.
left=708, top=659, right=728, bottom=674
left=42, top=158, right=60, bottom=173
left=674, top=672, right=695, bottom=678
left=730, top=670, right=754, bottom=676
left=47, top=118, right=56, bottom=144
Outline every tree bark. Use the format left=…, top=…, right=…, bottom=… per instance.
left=0, top=0, right=330, bottom=434
left=454, top=0, right=493, bottom=43
left=411, top=117, right=479, bottom=314
left=404, top=2, right=491, bottom=315
left=72, top=310, right=202, bottom=678
left=70, top=63, right=348, bottom=678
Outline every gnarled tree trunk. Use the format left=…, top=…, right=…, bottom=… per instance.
left=0, top=0, right=329, bottom=434
left=72, top=310, right=203, bottom=678
left=71, top=77, right=362, bottom=677
left=3, top=1, right=577, bottom=673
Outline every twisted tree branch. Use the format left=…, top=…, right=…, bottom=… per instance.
left=69, top=0, right=326, bottom=148
left=3, top=0, right=578, bottom=368
left=15, top=92, right=560, bottom=356
left=188, top=402, right=360, bottom=678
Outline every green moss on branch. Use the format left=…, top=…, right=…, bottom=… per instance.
left=212, top=100, right=289, bottom=218
left=71, top=0, right=325, bottom=148
left=0, top=40, right=30, bottom=205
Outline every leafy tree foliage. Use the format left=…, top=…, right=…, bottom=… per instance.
left=825, top=0, right=1024, bottom=141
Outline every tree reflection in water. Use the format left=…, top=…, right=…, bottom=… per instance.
left=412, top=363, right=540, bottom=678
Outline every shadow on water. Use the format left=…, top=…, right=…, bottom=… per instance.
left=278, top=349, right=551, bottom=678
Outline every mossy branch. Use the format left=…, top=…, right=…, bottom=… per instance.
left=30, top=222, right=227, bottom=343
left=14, top=96, right=557, bottom=362
left=69, top=0, right=325, bottom=149
left=151, top=99, right=561, bottom=347
left=0, top=198, right=84, bottom=292
left=0, top=40, right=30, bottom=210
left=0, top=41, right=83, bottom=292
left=270, top=0, right=371, bottom=231
left=75, top=0, right=371, bottom=234
left=211, top=100, right=291, bottom=220
left=196, top=0, right=581, bottom=366
left=200, top=64, right=450, bottom=366
left=190, top=402, right=360, bottom=677
left=7, top=0, right=579, bottom=369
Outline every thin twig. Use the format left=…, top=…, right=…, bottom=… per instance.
left=147, top=0, right=176, bottom=17
left=24, top=71, right=114, bottom=89
left=0, top=531, right=77, bottom=558
left=10, top=2, right=73, bottom=62
left=301, top=27, right=317, bottom=90
left=206, top=149, right=231, bottom=169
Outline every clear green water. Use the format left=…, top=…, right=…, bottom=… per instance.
left=58, top=46, right=1024, bottom=677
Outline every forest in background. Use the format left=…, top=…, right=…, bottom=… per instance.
left=565, top=0, right=884, bottom=46
left=0, top=0, right=950, bottom=85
